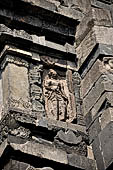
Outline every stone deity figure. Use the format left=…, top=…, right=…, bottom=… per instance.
left=43, top=69, right=68, bottom=121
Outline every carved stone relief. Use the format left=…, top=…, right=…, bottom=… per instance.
left=72, top=71, right=85, bottom=125
left=10, top=126, right=31, bottom=139
left=0, top=55, right=29, bottom=70
left=43, top=69, right=76, bottom=122
left=29, top=64, right=45, bottom=115
left=9, top=97, right=31, bottom=111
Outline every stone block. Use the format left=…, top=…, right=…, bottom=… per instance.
left=58, top=0, right=91, bottom=21
left=99, top=43, right=113, bottom=56
left=85, top=111, right=92, bottom=129
left=99, top=122, right=113, bottom=151
left=83, top=76, right=104, bottom=115
left=98, top=122, right=113, bottom=168
left=85, top=92, right=113, bottom=127
left=0, top=71, right=3, bottom=120
left=8, top=63, right=29, bottom=101
left=10, top=140, right=68, bottom=164
left=100, top=107, right=113, bottom=130
left=92, top=7, right=112, bottom=26
left=68, top=153, right=96, bottom=170
left=88, top=118, right=101, bottom=143
left=92, top=136, right=106, bottom=170
left=76, top=10, right=93, bottom=46
left=102, top=135, right=113, bottom=169
left=81, top=59, right=103, bottom=98
left=94, top=26, right=113, bottom=46
left=2, top=64, right=10, bottom=107
left=3, top=160, right=29, bottom=170
left=83, top=75, right=113, bottom=115
left=91, top=92, right=110, bottom=118
left=76, top=28, right=97, bottom=69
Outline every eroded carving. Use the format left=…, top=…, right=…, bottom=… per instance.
left=43, top=69, right=68, bottom=121
left=43, top=69, right=76, bottom=122
left=9, top=97, right=31, bottom=111
left=29, top=64, right=45, bottom=114
left=1, top=55, right=29, bottom=70
left=10, top=126, right=31, bottom=139
left=103, top=57, right=113, bottom=71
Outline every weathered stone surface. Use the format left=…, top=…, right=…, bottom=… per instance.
left=7, top=62, right=31, bottom=112
left=55, top=130, right=82, bottom=145
left=10, top=140, right=68, bottom=164
left=99, top=107, right=113, bottom=130
left=83, top=75, right=113, bottom=115
left=0, top=25, right=76, bottom=60
left=94, top=26, right=113, bottom=45
left=85, top=91, right=113, bottom=128
left=3, top=160, right=29, bottom=170
left=68, top=154, right=96, bottom=170
left=88, top=117, right=101, bottom=143
left=76, top=10, right=94, bottom=47
left=90, top=91, right=113, bottom=118
left=76, top=28, right=97, bottom=68
left=92, top=7, right=112, bottom=26
left=93, top=122, right=113, bottom=169
left=2, top=63, right=10, bottom=109
left=54, top=129, right=87, bottom=156
left=92, top=136, right=106, bottom=170
left=0, top=72, right=3, bottom=120
left=81, top=59, right=103, bottom=98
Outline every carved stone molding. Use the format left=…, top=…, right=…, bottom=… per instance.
left=10, top=126, right=31, bottom=139
left=8, top=96, right=32, bottom=112
left=29, top=64, right=45, bottom=115
left=72, top=71, right=85, bottom=125
left=1, top=55, right=29, bottom=70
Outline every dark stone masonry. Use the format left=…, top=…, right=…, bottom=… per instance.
left=0, top=0, right=113, bottom=170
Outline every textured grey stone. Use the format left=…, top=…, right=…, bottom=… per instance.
left=81, top=59, right=103, bottom=98
left=88, top=118, right=101, bottom=143
left=68, top=154, right=96, bottom=170
left=92, top=136, right=106, bottom=170
left=56, top=130, right=82, bottom=145
left=83, top=75, right=113, bottom=115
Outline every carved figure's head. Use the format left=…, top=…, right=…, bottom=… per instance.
left=48, top=69, right=57, bottom=79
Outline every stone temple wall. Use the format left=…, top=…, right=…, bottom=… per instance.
left=0, top=0, right=113, bottom=170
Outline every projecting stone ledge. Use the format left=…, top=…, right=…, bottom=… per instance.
left=0, top=137, right=96, bottom=170
left=0, top=25, right=76, bottom=63
left=0, top=0, right=91, bottom=21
